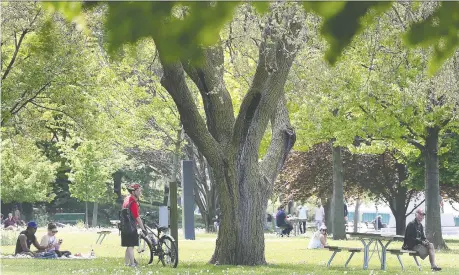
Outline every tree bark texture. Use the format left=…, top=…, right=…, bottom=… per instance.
left=92, top=202, right=98, bottom=227
left=353, top=198, right=360, bottom=233
left=323, top=198, right=332, bottom=233
left=424, top=126, right=446, bottom=249
left=85, top=201, right=88, bottom=228
left=156, top=4, right=303, bottom=265
left=331, top=145, right=345, bottom=239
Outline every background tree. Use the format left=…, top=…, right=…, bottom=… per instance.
left=61, top=139, right=126, bottom=227
left=1, top=135, right=58, bottom=203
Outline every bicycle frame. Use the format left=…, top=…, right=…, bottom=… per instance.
left=140, top=213, right=176, bottom=249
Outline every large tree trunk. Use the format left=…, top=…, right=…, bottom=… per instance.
left=331, top=144, right=345, bottom=239
left=113, top=171, right=123, bottom=203
left=424, top=126, right=446, bottom=249
left=391, top=185, right=408, bottom=235
left=85, top=201, right=89, bottom=228
left=353, top=198, right=361, bottom=233
left=157, top=4, right=303, bottom=265
left=210, top=160, right=270, bottom=265
left=324, top=198, right=332, bottom=233
left=92, top=202, right=98, bottom=227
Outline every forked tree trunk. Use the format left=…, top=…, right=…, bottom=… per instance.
left=424, top=127, right=447, bottom=249
left=157, top=4, right=303, bottom=265
left=210, top=160, right=270, bottom=265
left=331, top=144, right=345, bottom=239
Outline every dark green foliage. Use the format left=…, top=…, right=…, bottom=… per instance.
left=404, top=2, right=459, bottom=74
left=303, top=1, right=392, bottom=64
left=104, top=2, right=240, bottom=64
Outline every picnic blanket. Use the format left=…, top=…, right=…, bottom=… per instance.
left=0, top=253, right=95, bottom=260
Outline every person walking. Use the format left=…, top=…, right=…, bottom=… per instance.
left=298, top=205, right=308, bottom=234
left=121, top=183, right=147, bottom=267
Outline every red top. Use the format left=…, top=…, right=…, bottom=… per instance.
left=122, top=195, right=140, bottom=220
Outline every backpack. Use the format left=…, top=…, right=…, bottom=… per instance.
left=119, top=200, right=137, bottom=234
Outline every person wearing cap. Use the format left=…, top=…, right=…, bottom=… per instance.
left=308, top=225, right=328, bottom=249
left=14, top=221, right=51, bottom=256
left=122, top=183, right=147, bottom=267
left=402, top=208, right=441, bottom=271
left=40, top=223, right=71, bottom=257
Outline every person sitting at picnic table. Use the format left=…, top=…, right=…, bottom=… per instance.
left=402, top=208, right=441, bottom=271
left=15, top=221, right=52, bottom=256
left=4, top=213, right=17, bottom=230
left=308, top=225, right=328, bottom=249
left=276, top=205, right=293, bottom=237
left=372, top=215, right=385, bottom=230
left=40, top=223, right=72, bottom=257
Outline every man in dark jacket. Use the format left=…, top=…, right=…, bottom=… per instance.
left=402, top=208, right=441, bottom=271
left=276, top=206, right=293, bottom=236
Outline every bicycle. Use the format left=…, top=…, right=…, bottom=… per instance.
left=136, top=211, right=178, bottom=268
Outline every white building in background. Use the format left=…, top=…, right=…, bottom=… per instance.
left=347, top=194, right=459, bottom=235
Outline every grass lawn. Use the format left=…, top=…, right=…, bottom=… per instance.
left=2, top=228, right=459, bottom=274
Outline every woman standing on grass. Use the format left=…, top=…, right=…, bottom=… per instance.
left=121, top=183, right=147, bottom=267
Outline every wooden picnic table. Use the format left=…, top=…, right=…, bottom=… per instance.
left=347, top=232, right=404, bottom=270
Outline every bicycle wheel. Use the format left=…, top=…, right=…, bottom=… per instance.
left=136, top=235, right=153, bottom=265
left=158, top=235, right=178, bottom=268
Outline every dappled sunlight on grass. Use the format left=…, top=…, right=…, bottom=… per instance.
left=2, top=229, right=459, bottom=274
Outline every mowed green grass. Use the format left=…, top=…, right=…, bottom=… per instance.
left=2, top=228, right=459, bottom=275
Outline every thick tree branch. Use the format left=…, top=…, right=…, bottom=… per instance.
left=1, top=81, right=52, bottom=127
left=233, top=6, right=303, bottom=152
left=2, top=7, right=41, bottom=80
left=181, top=45, right=235, bottom=143
left=29, top=100, right=77, bottom=122
left=2, top=29, right=28, bottom=80
left=260, top=96, right=296, bottom=187
left=158, top=58, right=220, bottom=165
left=404, top=137, right=425, bottom=150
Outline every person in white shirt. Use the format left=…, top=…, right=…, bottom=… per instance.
left=308, top=225, right=328, bottom=249
left=40, top=223, right=71, bottom=257
left=298, top=205, right=308, bottom=234
left=314, top=203, right=325, bottom=229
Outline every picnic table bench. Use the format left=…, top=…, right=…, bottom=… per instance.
left=95, top=230, right=112, bottom=244
left=387, top=249, right=421, bottom=271
left=324, top=245, right=362, bottom=267
left=347, top=232, right=405, bottom=270
left=53, top=213, right=85, bottom=225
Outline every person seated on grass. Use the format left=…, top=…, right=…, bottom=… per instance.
left=4, top=213, right=18, bottom=230
left=40, top=223, right=72, bottom=257
left=402, top=208, right=441, bottom=272
left=15, top=221, right=51, bottom=257
left=275, top=205, right=293, bottom=237
left=308, top=225, right=328, bottom=249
